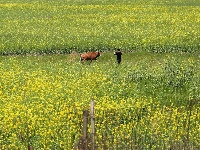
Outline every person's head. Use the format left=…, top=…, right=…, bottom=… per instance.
left=117, top=48, right=120, bottom=51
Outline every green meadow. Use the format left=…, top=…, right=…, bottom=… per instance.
left=0, top=0, right=200, bottom=149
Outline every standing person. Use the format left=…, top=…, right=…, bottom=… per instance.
left=114, top=49, right=122, bottom=64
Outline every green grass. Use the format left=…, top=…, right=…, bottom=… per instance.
left=0, top=0, right=200, bottom=55
left=2, top=51, right=200, bottom=106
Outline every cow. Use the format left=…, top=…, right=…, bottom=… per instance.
left=80, top=51, right=100, bottom=63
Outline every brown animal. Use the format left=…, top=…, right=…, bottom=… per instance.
left=80, top=51, right=100, bottom=63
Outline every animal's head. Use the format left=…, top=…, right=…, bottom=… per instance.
left=95, top=51, right=100, bottom=57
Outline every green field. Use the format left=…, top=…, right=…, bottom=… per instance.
left=0, top=0, right=200, bottom=54
left=0, top=0, right=200, bottom=149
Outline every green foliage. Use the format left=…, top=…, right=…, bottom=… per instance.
left=0, top=0, right=200, bottom=55
left=126, top=53, right=200, bottom=106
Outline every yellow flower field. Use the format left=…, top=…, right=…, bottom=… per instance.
left=0, top=0, right=199, bottom=54
left=0, top=54, right=199, bottom=149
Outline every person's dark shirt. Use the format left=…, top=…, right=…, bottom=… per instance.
left=114, top=51, right=122, bottom=60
